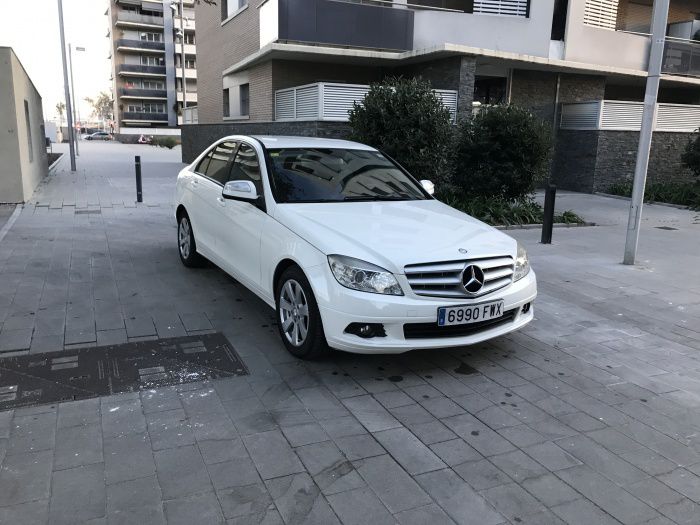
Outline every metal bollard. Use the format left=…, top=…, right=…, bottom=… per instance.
left=541, top=184, right=556, bottom=244
left=135, top=155, right=143, bottom=203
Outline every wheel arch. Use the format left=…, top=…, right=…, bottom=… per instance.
left=272, top=258, right=301, bottom=302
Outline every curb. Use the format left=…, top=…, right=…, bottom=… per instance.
left=594, top=192, right=692, bottom=211
left=0, top=204, right=22, bottom=244
left=48, top=153, right=64, bottom=174
left=496, top=222, right=596, bottom=230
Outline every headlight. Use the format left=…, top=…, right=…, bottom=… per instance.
left=513, top=242, right=530, bottom=282
left=328, top=255, right=403, bottom=296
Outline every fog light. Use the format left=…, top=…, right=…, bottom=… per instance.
left=521, top=303, right=531, bottom=314
left=345, top=323, right=386, bottom=338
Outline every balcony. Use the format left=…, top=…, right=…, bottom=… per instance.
left=117, top=64, right=166, bottom=76
left=116, top=39, right=165, bottom=53
left=118, top=87, right=167, bottom=99
left=663, top=38, right=700, bottom=78
left=115, top=11, right=164, bottom=28
left=176, top=91, right=198, bottom=103
left=121, top=111, right=168, bottom=122
left=260, top=0, right=414, bottom=51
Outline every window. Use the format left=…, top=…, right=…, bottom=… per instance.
left=185, top=58, right=196, bottom=69
left=184, top=33, right=195, bottom=45
left=141, top=55, right=164, bottom=66
left=24, top=100, right=33, bottom=162
left=239, top=84, right=250, bottom=117
left=267, top=148, right=428, bottom=203
left=229, top=144, right=262, bottom=195
left=143, top=80, right=164, bottom=90
left=207, top=142, right=238, bottom=184
left=127, top=104, right=142, bottom=112
left=140, top=32, right=162, bottom=42
left=223, top=88, right=230, bottom=118
left=143, top=102, right=164, bottom=113
left=222, top=0, right=248, bottom=20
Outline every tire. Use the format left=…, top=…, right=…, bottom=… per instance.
left=177, top=212, right=205, bottom=267
left=276, top=266, right=330, bottom=359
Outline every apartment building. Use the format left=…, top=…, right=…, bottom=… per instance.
left=106, top=0, right=198, bottom=131
left=185, top=0, right=700, bottom=192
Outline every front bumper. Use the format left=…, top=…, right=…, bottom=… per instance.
left=311, top=267, right=537, bottom=354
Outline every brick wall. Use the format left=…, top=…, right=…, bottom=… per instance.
left=195, top=3, right=260, bottom=124
left=180, top=121, right=352, bottom=163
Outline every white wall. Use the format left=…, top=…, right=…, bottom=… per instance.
left=413, top=1, right=555, bottom=57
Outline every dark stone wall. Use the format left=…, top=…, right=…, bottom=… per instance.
left=181, top=121, right=352, bottom=163
left=551, top=130, right=600, bottom=193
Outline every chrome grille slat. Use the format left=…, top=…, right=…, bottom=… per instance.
left=404, top=256, right=514, bottom=299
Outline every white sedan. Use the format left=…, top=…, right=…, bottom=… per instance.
left=175, top=136, right=536, bottom=358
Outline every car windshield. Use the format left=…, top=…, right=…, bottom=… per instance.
left=266, top=148, right=428, bottom=203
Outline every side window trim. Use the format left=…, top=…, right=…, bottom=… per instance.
left=230, top=140, right=266, bottom=212
left=194, top=141, right=239, bottom=187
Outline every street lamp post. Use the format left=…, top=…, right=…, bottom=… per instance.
left=57, top=0, right=76, bottom=171
left=68, top=44, right=85, bottom=156
left=172, top=0, right=187, bottom=121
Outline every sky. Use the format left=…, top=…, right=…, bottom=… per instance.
left=0, top=0, right=112, bottom=125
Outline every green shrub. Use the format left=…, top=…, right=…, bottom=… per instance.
left=348, top=77, right=453, bottom=184
left=452, top=105, right=552, bottom=200
left=155, top=136, right=178, bottom=149
left=606, top=180, right=700, bottom=209
left=682, top=130, right=700, bottom=178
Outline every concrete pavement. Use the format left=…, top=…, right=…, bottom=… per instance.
left=0, top=141, right=699, bottom=524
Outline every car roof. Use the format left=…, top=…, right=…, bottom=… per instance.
left=225, top=135, right=377, bottom=151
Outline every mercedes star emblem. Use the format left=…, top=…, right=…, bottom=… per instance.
left=462, top=264, right=485, bottom=294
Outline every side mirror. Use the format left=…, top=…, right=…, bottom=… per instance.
left=420, top=180, right=435, bottom=196
left=222, top=180, right=259, bottom=202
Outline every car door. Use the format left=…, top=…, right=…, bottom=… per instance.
left=187, top=141, right=238, bottom=258
left=213, top=142, right=267, bottom=289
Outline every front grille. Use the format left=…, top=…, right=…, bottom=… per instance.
left=404, top=309, right=517, bottom=339
left=404, top=256, right=514, bottom=299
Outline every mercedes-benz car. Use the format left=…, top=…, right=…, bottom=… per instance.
left=174, top=136, right=536, bottom=359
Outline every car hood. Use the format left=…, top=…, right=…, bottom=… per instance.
left=272, top=199, right=517, bottom=273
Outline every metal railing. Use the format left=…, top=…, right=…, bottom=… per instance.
left=182, top=106, right=198, bottom=124
left=118, top=88, right=167, bottom=98
left=560, top=100, right=700, bottom=132
left=116, top=11, right=164, bottom=26
left=116, top=39, right=165, bottom=52
left=121, top=111, right=168, bottom=121
left=663, top=37, right=700, bottom=78
left=117, top=64, right=166, bottom=76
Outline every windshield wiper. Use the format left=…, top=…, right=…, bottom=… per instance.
left=342, top=195, right=413, bottom=202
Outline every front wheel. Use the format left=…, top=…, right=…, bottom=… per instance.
left=177, top=212, right=204, bottom=267
left=276, top=266, right=329, bottom=359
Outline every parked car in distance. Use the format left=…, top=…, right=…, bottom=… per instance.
left=84, top=131, right=112, bottom=141
left=174, top=136, right=537, bottom=359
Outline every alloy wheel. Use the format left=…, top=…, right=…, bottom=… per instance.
left=178, top=217, right=191, bottom=259
left=279, top=279, right=309, bottom=347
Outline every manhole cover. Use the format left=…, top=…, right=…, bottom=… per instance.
left=0, top=333, right=247, bottom=410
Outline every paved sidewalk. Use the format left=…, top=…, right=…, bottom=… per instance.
left=0, top=142, right=700, bottom=524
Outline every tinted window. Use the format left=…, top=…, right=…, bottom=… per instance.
left=229, top=143, right=263, bottom=195
left=203, top=141, right=238, bottom=184
left=267, top=148, right=427, bottom=203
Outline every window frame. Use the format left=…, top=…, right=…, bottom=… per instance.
left=228, top=141, right=266, bottom=211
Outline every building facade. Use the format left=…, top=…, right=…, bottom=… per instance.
left=185, top=0, right=700, bottom=191
left=106, top=0, right=198, bottom=131
left=0, top=47, right=48, bottom=203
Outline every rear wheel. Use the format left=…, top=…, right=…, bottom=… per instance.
left=177, top=212, right=204, bottom=267
left=276, top=266, right=330, bottom=359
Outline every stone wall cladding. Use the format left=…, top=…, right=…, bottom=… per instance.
left=180, top=121, right=352, bottom=163
left=552, top=130, right=600, bottom=193
left=195, top=3, right=260, bottom=124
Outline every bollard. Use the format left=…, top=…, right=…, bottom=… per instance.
left=135, top=155, right=143, bottom=203
left=541, top=184, right=556, bottom=244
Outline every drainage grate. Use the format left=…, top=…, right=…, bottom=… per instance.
left=0, top=333, right=248, bottom=410
left=75, top=209, right=102, bottom=215
left=655, top=226, right=678, bottom=231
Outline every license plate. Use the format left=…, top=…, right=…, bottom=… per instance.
left=437, top=300, right=504, bottom=327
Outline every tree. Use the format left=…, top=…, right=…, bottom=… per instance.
left=681, top=130, right=700, bottom=178
left=452, top=105, right=552, bottom=200
left=56, top=102, right=66, bottom=125
left=85, top=92, right=113, bottom=122
left=348, top=77, right=453, bottom=184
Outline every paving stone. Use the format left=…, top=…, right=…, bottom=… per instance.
left=242, top=430, right=304, bottom=480
left=281, top=422, right=330, bottom=447
left=442, top=413, right=517, bottom=457
left=217, top=482, right=274, bottom=520
left=140, top=387, right=183, bottom=414
left=7, top=411, right=57, bottom=455
left=190, top=410, right=239, bottom=442
left=522, top=473, right=581, bottom=507
left=317, top=416, right=366, bottom=438
left=626, top=477, right=685, bottom=510
left=490, top=449, right=548, bottom=482
left=101, top=397, right=146, bottom=438
left=0, top=450, right=53, bottom=506
left=53, top=422, right=103, bottom=470
left=266, top=472, right=341, bottom=525
left=327, top=486, right=395, bottom=525
left=416, top=468, right=506, bottom=525
left=373, top=390, right=414, bottom=410
left=454, top=458, right=513, bottom=490
left=419, top=396, right=466, bottom=419
left=496, top=424, right=548, bottom=448
left=180, top=386, right=227, bottom=417
left=154, top=444, right=213, bottom=499
left=372, top=427, right=446, bottom=475
left=429, top=438, right=482, bottom=467
left=104, top=432, right=156, bottom=485
left=353, top=454, right=432, bottom=513
left=523, top=441, right=582, bottom=471
left=551, top=498, right=620, bottom=525
left=657, top=497, right=700, bottom=524
left=146, top=408, right=195, bottom=451
left=49, top=463, right=106, bottom=525
left=296, top=441, right=364, bottom=495
left=658, top=468, right=700, bottom=503
left=164, top=491, right=224, bottom=525
left=207, top=456, right=261, bottom=490
left=406, top=420, right=457, bottom=445
left=106, top=475, right=165, bottom=525
left=0, top=499, right=49, bottom=525
left=334, top=433, right=385, bottom=461
left=480, top=482, right=546, bottom=522
left=341, top=395, right=402, bottom=432
left=394, top=503, right=456, bottom=525
left=57, top=397, right=100, bottom=429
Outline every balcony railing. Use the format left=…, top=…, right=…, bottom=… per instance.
left=560, top=100, right=700, bottom=133
left=118, top=88, right=167, bottom=99
left=116, top=39, right=165, bottom=52
left=261, top=0, right=414, bottom=51
left=122, top=111, right=168, bottom=122
left=116, top=11, right=164, bottom=27
left=662, top=38, right=700, bottom=78
left=275, top=82, right=457, bottom=122
left=117, top=64, right=166, bottom=76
